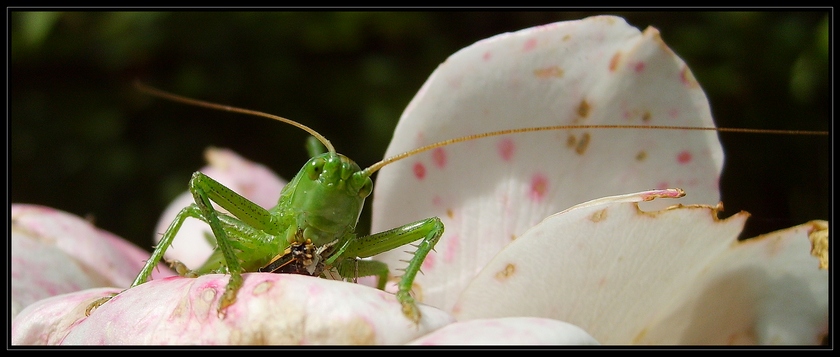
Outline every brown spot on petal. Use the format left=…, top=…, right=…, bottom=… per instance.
left=577, top=99, right=591, bottom=118
left=642, top=110, right=651, bottom=122
left=335, top=317, right=377, bottom=344
left=609, top=51, right=621, bottom=72
left=590, top=208, right=608, bottom=222
left=636, top=150, right=648, bottom=162
left=533, top=66, right=564, bottom=78
left=168, top=297, right=188, bottom=320
left=193, top=287, right=217, bottom=319
left=599, top=16, right=617, bottom=25
left=446, top=209, right=454, bottom=219
left=495, top=263, right=516, bottom=281
left=633, top=327, right=649, bottom=344
left=252, top=280, right=273, bottom=295
left=575, top=132, right=590, bottom=155
left=808, top=220, right=829, bottom=270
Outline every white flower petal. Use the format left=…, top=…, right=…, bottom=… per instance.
left=10, top=204, right=172, bottom=318
left=13, top=274, right=454, bottom=345
left=408, top=317, right=599, bottom=345
left=12, top=287, right=122, bottom=345
left=636, top=221, right=828, bottom=345
left=452, top=189, right=828, bottom=345
left=371, top=15, right=722, bottom=313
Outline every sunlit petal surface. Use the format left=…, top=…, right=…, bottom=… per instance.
left=408, top=317, right=599, bottom=345
left=13, top=274, right=454, bottom=345
left=372, top=15, right=723, bottom=313
left=10, top=204, right=171, bottom=318
left=452, top=190, right=828, bottom=345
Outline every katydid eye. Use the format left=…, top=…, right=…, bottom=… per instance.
left=307, top=157, right=326, bottom=180
left=358, top=179, right=372, bottom=198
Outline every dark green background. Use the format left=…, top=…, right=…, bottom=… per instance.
left=11, top=11, right=829, bottom=251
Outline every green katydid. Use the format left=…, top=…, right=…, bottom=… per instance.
left=84, top=82, right=827, bottom=324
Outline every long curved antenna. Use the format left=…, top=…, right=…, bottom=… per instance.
left=361, top=124, right=828, bottom=177
left=134, top=81, right=336, bottom=155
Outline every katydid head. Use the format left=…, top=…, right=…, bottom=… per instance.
left=284, top=152, right=372, bottom=246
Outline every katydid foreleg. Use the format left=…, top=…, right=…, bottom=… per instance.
left=329, top=217, right=445, bottom=323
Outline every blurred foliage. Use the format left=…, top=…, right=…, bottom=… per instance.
left=11, top=11, right=828, bottom=251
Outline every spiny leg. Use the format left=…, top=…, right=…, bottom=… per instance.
left=133, top=204, right=204, bottom=286
left=86, top=204, right=205, bottom=315
left=335, top=258, right=389, bottom=290
left=332, top=217, right=444, bottom=323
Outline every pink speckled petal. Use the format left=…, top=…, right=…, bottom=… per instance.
left=154, top=147, right=287, bottom=268
left=11, top=274, right=454, bottom=345
left=372, top=15, right=722, bottom=313
left=452, top=190, right=828, bottom=345
left=12, top=287, right=122, bottom=345
left=408, top=317, right=599, bottom=345
left=10, top=204, right=172, bottom=318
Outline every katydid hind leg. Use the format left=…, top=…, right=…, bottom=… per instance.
left=188, top=172, right=250, bottom=315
